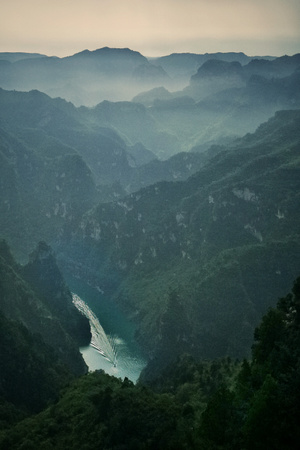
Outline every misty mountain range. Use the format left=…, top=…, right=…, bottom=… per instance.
left=0, top=45, right=299, bottom=317
left=0, top=74, right=299, bottom=366
left=1, top=48, right=299, bottom=161
left=0, top=47, right=286, bottom=106
left=0, top=45, right=300, bottom=446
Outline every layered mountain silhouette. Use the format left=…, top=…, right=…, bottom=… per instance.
left=58, top=109, right=300, bottom=365
left=0, top=47, right=169, bottom=105
left=0, top=88, right=207, bottom=259
left=0, top=47, right=289, bottom=106
left=151, top=51, right=272, bottom=84
left=0, top=46, right=299, bottom=448
left=0, top=46, right=299, bottom=375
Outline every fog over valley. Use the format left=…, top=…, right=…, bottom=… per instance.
left=1, top=26, right=300, bottom=448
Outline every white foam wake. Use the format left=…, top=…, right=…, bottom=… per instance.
left=72, top=293, right=117, bottom=366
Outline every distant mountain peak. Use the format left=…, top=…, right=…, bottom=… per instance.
left=71, top=46, right=146, bottom=61
left=194, top=59, right=243, bottom=78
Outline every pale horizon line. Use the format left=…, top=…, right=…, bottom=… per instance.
left=1, top=45, right=294, bottom=60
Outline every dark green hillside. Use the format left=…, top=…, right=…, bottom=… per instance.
left=0, top=50, right=299, bottom=449
left=0, top=88, right=204, bottom=189
left=60, top=110, right=300, bottom=368
left=0, top=313, right=72, bottom=420
left=0, top=240, right=89, bottom=375
left=22, top=241, right=91, bottom=348
left=1, top=277, right=299, bottom=449
left=0, top=124, right=99, bottom=260
left=0, top=371, right=185, bottom=450
left=0, top=88, right=207, bottom=259
left=197, top=276, right=300, bottom=449
left=0, top=88, right=133, bottom=186
left=125, top=151, right=207, bottom=192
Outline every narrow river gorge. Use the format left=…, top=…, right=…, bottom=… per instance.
left=65, top=274, right=146, bottom=382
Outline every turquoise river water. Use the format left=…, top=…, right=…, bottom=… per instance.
left=65, top=275, right=146, bottom=383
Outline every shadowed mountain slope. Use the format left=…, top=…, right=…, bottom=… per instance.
left=0, top=240, right=90, bottom=375
left=58, top=110, right=300, bottom=367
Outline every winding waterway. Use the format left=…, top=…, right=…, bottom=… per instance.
left=66, top=274, right=146, bottom=382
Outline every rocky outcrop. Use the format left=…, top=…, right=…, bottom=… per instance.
left=0, top=240, right=90, bottom=375
left=59, top=110, right=300, bottom=365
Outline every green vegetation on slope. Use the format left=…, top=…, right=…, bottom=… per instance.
left=0, top=88, right=208, bottom=259
left=0, top=312, right=72, bottom=422
left=0, top=240, right=90, bottom=375
left=61, top=109, right=300, bottom=368
left=0, top=277, right=299, bottom=449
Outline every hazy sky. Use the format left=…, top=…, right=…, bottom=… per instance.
left=1, top=0, right=299, bottom=57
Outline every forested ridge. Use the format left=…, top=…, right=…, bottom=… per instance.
left=0, top=239, right=90, bottom=378
left=1, top=50, right=300, bottom=448
left=2, top=85, right=299, bottom=368
left=0, top=276, right=299, bottom=449
left=61, top=108, right=300, bottom=369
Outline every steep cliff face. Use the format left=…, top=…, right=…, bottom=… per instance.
left=0, top=240, right=90, bottom=375
left=0, top=88, right=208, bottom=259
left=0, top=57, right=300, bottom=373
left=0, top=120, right=100, bottom=261
left=59, top=110, right=300, bottom=365
left=22, top=241, right=91, bottom=347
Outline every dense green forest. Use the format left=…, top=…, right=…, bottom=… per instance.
left=61, top=108, right=300, bottom=370
left=1, top=50, right=300, bottom=448
left=0, top=239, right=90, bottom=375
left=2, top=85, right=300, bottom=370
left=0, top=276, right=299, bottom=449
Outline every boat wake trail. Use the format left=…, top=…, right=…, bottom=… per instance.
left=72, top=293, right=117, bottom=366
